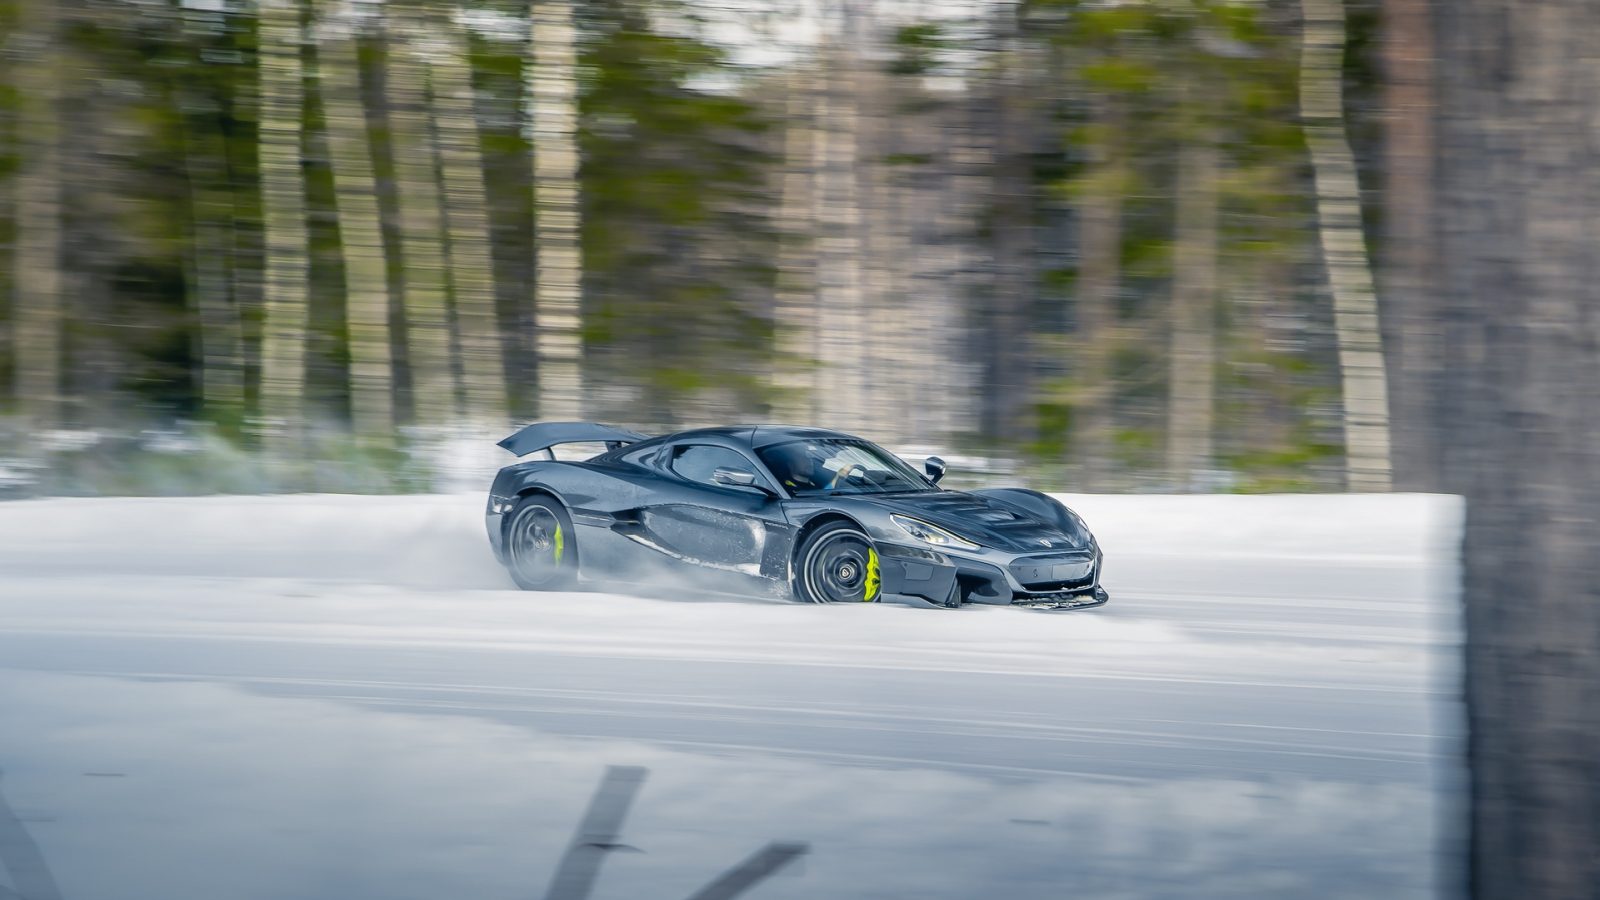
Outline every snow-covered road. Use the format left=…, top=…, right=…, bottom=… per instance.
left=0, top=493, right=1462, bottom=899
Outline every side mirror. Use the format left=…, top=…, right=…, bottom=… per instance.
left=712, top=467, right=779, bottom=499
left=712, top=467, right=758, bottom=487
left=713, top=467, right=780, bottom=499
left=924, top=456, right=947, bottom=484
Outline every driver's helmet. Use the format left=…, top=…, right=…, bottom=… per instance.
left=770, top=441, right=829, bottom=488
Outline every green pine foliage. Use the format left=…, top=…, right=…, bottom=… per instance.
left=0, top=0, right=1387, bottom=494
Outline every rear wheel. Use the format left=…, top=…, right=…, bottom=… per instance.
left=793, top=521, right=881, bottom=603
left=505, top=496, right=578, bottom=590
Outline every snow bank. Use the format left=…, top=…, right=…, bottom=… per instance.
left=0, top=491, right=1461, bottom=586
left=0, top=493, right=504, bottom=589
left=1053, top=492, right=1461, bottom=564
left=0, top=491, right=1461, bottom=685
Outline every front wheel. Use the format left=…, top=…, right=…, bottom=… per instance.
left=505, top=496, right=578, bottom=590
left=793, top=521, right=881, bottom=603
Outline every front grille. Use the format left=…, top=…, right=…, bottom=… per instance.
left=1007, top=551, right=1095, bottom=589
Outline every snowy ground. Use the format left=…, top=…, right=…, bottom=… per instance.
left=0, top=492, right=1463, bottom=899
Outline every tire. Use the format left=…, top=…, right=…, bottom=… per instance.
left=793, top=520, right=881, bottom=604
left=504, top=495, right=578, bottom=591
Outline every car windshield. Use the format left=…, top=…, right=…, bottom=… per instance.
left=757, top=438, right=934, bottom=496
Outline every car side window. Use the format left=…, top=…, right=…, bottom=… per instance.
left=670, top=445, right=759, bottom=488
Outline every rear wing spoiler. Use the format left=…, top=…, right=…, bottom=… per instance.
left=498, top=421, right=649, bottom=458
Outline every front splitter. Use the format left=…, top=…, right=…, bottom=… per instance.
left=1012, top=585, right=1110, bottom=611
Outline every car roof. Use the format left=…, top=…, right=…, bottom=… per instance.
left=651, top=424, right=863, bottom=451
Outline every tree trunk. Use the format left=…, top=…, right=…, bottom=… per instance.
left=988, top=32, right=1038, bottom=450
left=1074, top=96, right=1125, bottom=490
left=428, top=17, right=507, bottom=425
left=856, top=41, right=899, bottom=444
left=174, top=3, right=245, bottom=425
left=811, top=26, right=867, bottom=436
left=318, top=7, right=395, bottom=442
left=1379, top=0, right=1436, bottom=490
left=11, top=0, right=64, bottom=429
left=876, top=81, right=918, bottom=443
left=1166, top=133, right=1219, bottom=491
left=385, top=7, right=454, bottom=427
left=529, top=0, right=584, bottom=420
left=177, top=82, right=245, bottom=422
left=772, top=69, right=820, bottom=424
left=1432, top=4, right=1600, bottom=897
left=1300, top=0, right=1393, bottom=491
left=256, top=0, right=311, bottom=443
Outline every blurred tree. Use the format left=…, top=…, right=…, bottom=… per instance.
left=985, top=1, right=1039, bottom=448
left=1166, top=94, right=1220, bottom=491
left=1430, top=2, right=1600, bottom=896
left=578, top=0, right=775, bottom=425
left=1164, top=3, right=1274, bottom=492
left=428, top=10, right=507, bottom=425
left=771, top=64, right=821, bottom=424
left=384, top=1, right=455, bottom=428
left=1067, top=91, right=1127, bottom=490
left=11, top=0, right=63, bottom=428
left=256, top=0, right=311, bottom=444
left=176, top=1, right=246, bottom=424
left=1028, top=0, right=1319, bottom=491
left=810, top=0, right=869, bottom=435
left=317, top=0, right=396, bottom=442
left=0, top=5, right=10, bottom=409
left=0, top=0, right=1376, bottom=497
left=1378, top=0, right=1434, bottom=490
left=1300, top=0, right=1391, bottom=490
left=530, top=0, right=585, bottom=419
left=1036, top=0, right=1160, bottom=487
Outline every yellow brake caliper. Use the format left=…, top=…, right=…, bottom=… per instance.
left=553, top=523, right=565, bottom=565
left=864, top=547, right=881, bottom=602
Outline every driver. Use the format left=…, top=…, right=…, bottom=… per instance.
left=767, top=442, right=833, bottom=492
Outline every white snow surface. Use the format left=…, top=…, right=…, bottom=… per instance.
left=0, top=492, right=1463, bottom=900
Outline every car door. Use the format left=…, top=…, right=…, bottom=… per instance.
left=629, top=443, right=788, bottom=577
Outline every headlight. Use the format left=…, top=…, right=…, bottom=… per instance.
left=891, top=514, right=980, bottom=551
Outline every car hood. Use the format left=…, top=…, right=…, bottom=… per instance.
left=861, top=491, right=1091, bottom=553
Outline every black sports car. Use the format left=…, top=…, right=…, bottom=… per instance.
left=484, top=422, right=1109, bottom=610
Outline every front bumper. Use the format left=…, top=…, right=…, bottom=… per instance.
left=873, top=540, right=1107, bottom=610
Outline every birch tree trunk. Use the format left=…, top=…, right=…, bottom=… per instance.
left=939, top=103, right=989, bottom=443
left=12, top=0, right=64, bottom=429
left=427, top=19, right=507, bottom=425
left=772, top=69, right=820, bottom=423
left=1300, top=0, right=1393, bottom=491
left=1166, top=133, right=1220, bottom=491
left=529, top=0, right=584, bottom=420
left=857, top=59, right=898, bottom=443
left=385, top=9, right=455, bottom=427
left=256, top=0, right=311, bottom=443
left=812, top=22, right=866, bottom=435
left=318, top=5, right=395, bottom=442
left=876, top=90, right=919, bottom=443
left=1074, top=96, right=1126, bottom=489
